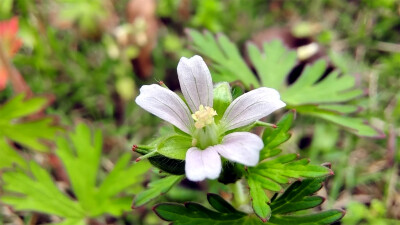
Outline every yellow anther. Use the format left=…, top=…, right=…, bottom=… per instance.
left=192, top=105, right=217, bottom=129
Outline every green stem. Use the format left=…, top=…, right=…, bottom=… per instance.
left=230, top=179, right=247, bottom=207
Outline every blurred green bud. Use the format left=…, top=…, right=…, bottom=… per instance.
left=213, top=82, right=232, bottom=122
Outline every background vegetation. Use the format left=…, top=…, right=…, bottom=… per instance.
left=0, top=0, right=399, bottom=224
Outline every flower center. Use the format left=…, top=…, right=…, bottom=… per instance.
left=191, top=105, right=219, bottom=149
left=192, top=105, right=217, bottom=129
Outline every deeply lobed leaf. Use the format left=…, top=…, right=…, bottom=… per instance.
left=1, top=123, right=151, bottom=222
left=187, top=30, right=380, bottom=137
left=154, top=179, right=344, bottom=225
left=0, top=94, right=61, bottom=152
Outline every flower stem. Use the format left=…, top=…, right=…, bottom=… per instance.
left=230, top=179, right=247, bottom=207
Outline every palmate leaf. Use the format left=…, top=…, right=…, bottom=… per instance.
left=1, top=123, right=151, bottom=222
left=246, top=112, right=332, bottom=220
left=1, top=162, right=85, bottom=218
left=187, top=29, right=379, bottom=137
left=247, top=155, right=331, bottom=221
left=268, top=177, right=345, bottom=225
left=0, top=94, right=61, bottom=152
left=153, top=181, right=344, bottom=225
left=154, top=193, right=256, bottom=225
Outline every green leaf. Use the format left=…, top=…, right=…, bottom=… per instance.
left=50, top=219, right=86, bottom=225
left=55, top=123, right=102, bottom=212
left=154, top=193, right=261, bottom=225
left=0, top=138, right=27, bottom=170
left=248, top=41, right=297, bottom=89
left=153, top=185, right=344, bottom=224
left=310, top=112, right=381, bottom=137
left=294, top=104, right=381, bottom=137
left=149, top=154, right=186, bottom=175
left=248, top=177, right=272, bottom=221
left=268, top=210, right=345, bottom=225
left=261, top=112, right=294, bottom=160
left=0, top=95, right=46, bottom=120
left=246, top=111, right=332, bottom=221
left=157, top=134, right=192, bottom=160
left=134, top=175, right=183, bottom=207
left=1, top=162, right=85, bottom=218
left=0, top=94, right=61, bottom=152
left=270, top=177, right=326, bottom=214
left=282, top=60, right=362, bottom=105
left=207, top=193, right=244, bottom=214
left=1, top=123, right=151, bottom=222
left=187, top=30, right=380, bottom=137
left=268, top=177, right=345, bottom=224
left=187, top=29, right=259, bottom=88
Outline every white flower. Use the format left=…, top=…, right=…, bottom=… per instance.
left=135, top=55, right=286, bottom=181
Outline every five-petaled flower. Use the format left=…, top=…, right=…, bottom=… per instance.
left=136, top=55, right=285, bottom=181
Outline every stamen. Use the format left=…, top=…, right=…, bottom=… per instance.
left=191, top=105, right=217, bottom=129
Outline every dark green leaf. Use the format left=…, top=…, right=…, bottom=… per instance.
left=149, top=154, right=186, bottom=175
left=207, top=193, right=245, bottom=215
left=154, top=195, right=262, bottom=225
left=270, top=178, right=326, bottom=214
left=268, top=210, right=345, bottom=225
left=153, top=179, right=344, bottom=224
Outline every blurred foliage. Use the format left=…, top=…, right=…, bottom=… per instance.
left=0, top=94, right=60, bottom=153
left=188, top=30, right=379, bottom=137
left=0, top=0, right=399, bottom=224
left=1, top=124, right=151, bottom=224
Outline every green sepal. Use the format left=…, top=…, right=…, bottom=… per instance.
left=217, top=161, right=243, bottom=184
left=213, top=82, right=232, bottom=122
left=157, top=134, right=192, bottom=160
left=149, top=155, right=185, bottom=175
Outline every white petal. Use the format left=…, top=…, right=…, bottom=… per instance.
left=221, top=87, right=286, bottom=131
left=135, top=84, right=194, bottom=134
left=185, top=147, right=221, bottom=181
left=215, top=132, right=263, bottom=166
left=177, top=55, right=213, bottom=112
